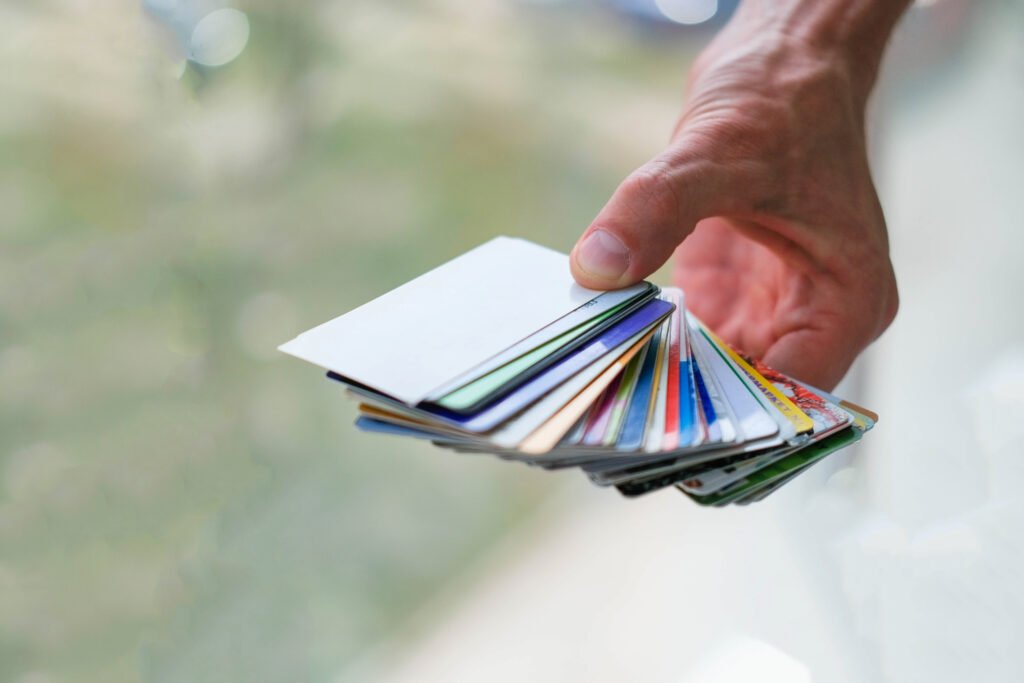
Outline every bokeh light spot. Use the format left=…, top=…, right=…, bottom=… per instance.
left=654, top=0, right=718, bottom=25
left=188, top=8, right=250, bottom=67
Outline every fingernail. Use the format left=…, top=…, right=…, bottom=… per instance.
left=575, top=229, right=630, bottom=282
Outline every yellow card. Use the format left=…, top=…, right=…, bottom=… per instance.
left=701, top=326, right=815, bottom=436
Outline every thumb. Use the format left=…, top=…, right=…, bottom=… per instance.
left=570, top=149, right=738, bottom=289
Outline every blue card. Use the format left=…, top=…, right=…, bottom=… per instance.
left=355, top=416, right=462, bottom=442
left=693, top=361, right=721, bottom=443
left=677, top=353, right=698, bottom=448
left=615, top=328, right=662, bottom=450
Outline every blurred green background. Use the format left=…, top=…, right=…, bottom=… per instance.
left=0, top=1, right=702, bottom=680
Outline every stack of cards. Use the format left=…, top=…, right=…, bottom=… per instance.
left=280, top=237, right=877, bottom=506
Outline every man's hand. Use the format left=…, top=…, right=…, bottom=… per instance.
left=570, top=1, right=908, bottom=390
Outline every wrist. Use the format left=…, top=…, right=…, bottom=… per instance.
left=727, top=0, right=912, bottom=104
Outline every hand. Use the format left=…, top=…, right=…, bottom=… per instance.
left=569, top=9, right=901, bottom=390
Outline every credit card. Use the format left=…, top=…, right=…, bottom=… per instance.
left=643, top=316, right=672, bottom=453
left=678, top=393, right=849, bottom=495
left=689, top=317, right=736, bottom=444
left=688, top=314, right=778, bottom=444
left=345, top=297, right=674, bottom=434
left=562, top=410, right=591, bottom=446
left=282, top=236, right=621, bottom=406
left=693, top=359, right=718, bottom=443
left=423, top=281, right=656, bottom=405
left=616, top=330, right=661, bottom=451
left=452, top=298, right=673, bottom=432
left=700, top=324, right=814, bottom=437
left=355, top=415, right=464, bottom=442
left=602, top=345, right=648, bottom=446
left=518, top=330, right=656, bottom=455
left=355, top=319, right=667, bottom=453
left=288, top=236, right=879, bottom=508
left=431, top=286, right=656, bottom=413
left=676, top=293, right=700, bottom=448
left=581, top=374, right=622, bottom=446
left=684, top=423, right=864, bottom=506
left=740, top=353, right=850, bottom=435
left=662, top=289, right=682, bottom=450
left=691, top=402, right=875, bottom=504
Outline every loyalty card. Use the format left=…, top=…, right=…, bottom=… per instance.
left=603, top=419, right=795, bottom=494
left=609, top=457, right=749, bottom=496
left=355, top=415, right=475, bottom=445
left=480, top=321, right=667, bottom=453
left=676, top=360, right=852, bottom=500
left=357, top=403, right=474, bottom=442
left=689, top=402, right=875, bottom=505
left=793, top=379, right=879, bottom=426
left=581, top=374, right=622, bottom=446
left=688, top=314, right=778, bottom=445
left=665, top=450, right=772, bottom=495
left=576, top=352, right=638, bottom=448
left=661, top=289, right=683, bottom=450
left=425, top=281, right=656, bottom=404
left=736, top=354, right=851, bottom=436
left=590, top=419, right=787, bottom=488
left=679, top=447, right=802, bottom=496
left=643, top=316, right=673, bottom=453
left=281, top=236, right=642, bottom=406
left=731, top=408, right=875, bottom=505
left=630, top=364, right=850, bottom=496
left=430, top=284, right=656, bottom=413
left=689, top=320, right=737, bottom=445
left=352, top=314, right=666, bottom=458
left=616, top=331, right=662, bottom=451
left=692, top=358, right=718, bottom=443
left=675, top=293, right=700, bottom=448
left=517, top=330, right=656, bottom=455
left=561, top=408, right=592, bottom=447
left=342, top=297, right=674, bottom=435
left=685, top=423, right=865, bottom=506
left=590, top=323, right=787, bottom=492
left=733, top=462, right=814, bottom=505
left=679, top=416, right=841, bottom=495
left=482, top=350, right=661, bottom=464
left=453, top=298, right=672, bottom=432
left=602, top=344, right=648, bottom=446
left=356, top=321, right=659, bottom=458
left=698, top=324, right=814, bottom=437
left=698, top=337, right=799, bottom=444
left=603, top=426, right=792, bottom=494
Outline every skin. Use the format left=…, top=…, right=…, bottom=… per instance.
left=570, top=0, right=911, bottom=390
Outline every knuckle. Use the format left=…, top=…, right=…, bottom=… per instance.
left=686, top=111, right=780, bottom=161
left=619, top=162, right=682, bottom=221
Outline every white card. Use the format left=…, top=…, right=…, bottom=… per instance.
left=687, top=314, right=779, bottom=444
left=279, top=236, right=602, bottom=405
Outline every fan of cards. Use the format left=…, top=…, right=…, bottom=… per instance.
left=281, top=237, right=877, bottom=505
